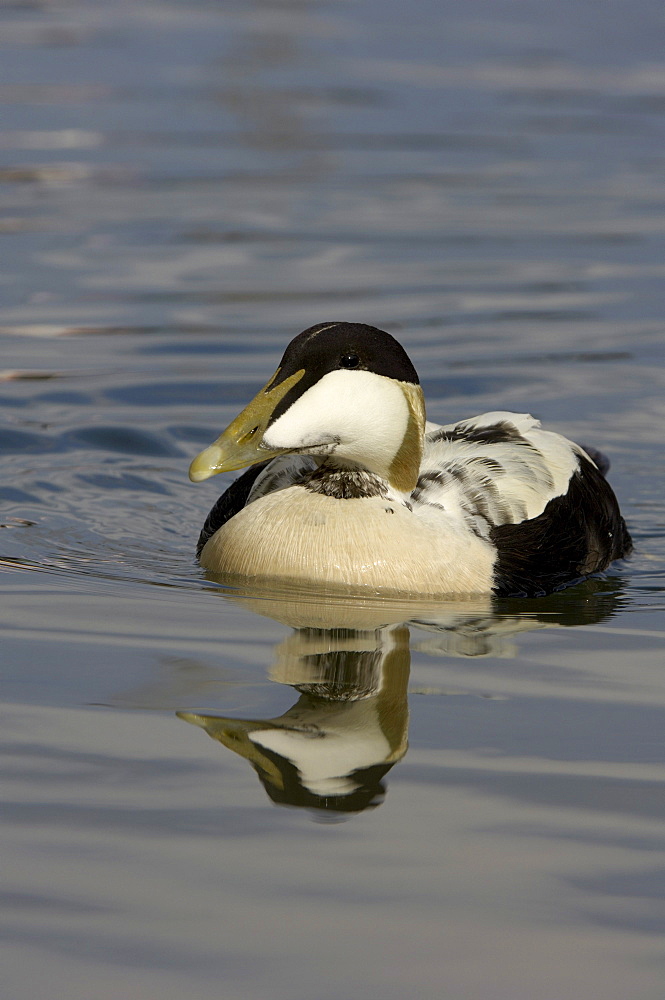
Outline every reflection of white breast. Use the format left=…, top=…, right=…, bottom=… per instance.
left=250, top=699, right=391, bottom=798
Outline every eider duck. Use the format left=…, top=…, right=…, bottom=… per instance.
left=189, top=322, right=631, bottom=598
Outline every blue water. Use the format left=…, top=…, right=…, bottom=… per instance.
left=2, top=1, right=665, bottom=998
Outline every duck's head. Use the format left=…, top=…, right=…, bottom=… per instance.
left=189, top=322, right=426, bottom=492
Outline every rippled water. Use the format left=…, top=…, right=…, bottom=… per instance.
left=2, top=1, right=665, bottom=998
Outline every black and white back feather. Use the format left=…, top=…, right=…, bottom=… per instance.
left=417, top=411, right=630, bottom=596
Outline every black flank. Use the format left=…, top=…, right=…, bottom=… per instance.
left=491, top=455, right=632, bottom=597
left=196, top=461, right=270, bottom=557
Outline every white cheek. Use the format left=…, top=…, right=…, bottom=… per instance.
left=263, top=369, right=409, bottom=470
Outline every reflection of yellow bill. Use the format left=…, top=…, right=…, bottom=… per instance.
left=177, top=712, right=285, bottom=789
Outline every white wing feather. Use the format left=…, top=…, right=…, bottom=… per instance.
left=416, top=411, right=583, bottom=534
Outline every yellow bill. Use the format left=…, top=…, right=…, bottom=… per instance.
left=189, top=367, right=304, bottom=482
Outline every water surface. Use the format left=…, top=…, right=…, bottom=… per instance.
left=2, top=1, right=665, bottom=998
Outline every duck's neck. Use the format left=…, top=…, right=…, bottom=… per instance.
left=305, top=383, right=426, bottom=495
left=301, top=460, right=391, bottom=500
left=386, top=383, right=426, bottom=492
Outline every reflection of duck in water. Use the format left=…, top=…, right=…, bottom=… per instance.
left=177, top=576, right=627, bottom=814
left=179, top=627, right=410, bottom=815
left=189, top=322, right=631, bottom=598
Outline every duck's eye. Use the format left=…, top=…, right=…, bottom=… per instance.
left=339, top=353, right=360, bottom=369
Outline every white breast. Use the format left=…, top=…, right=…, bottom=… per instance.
left=199, top=486, right=497, bottom=596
